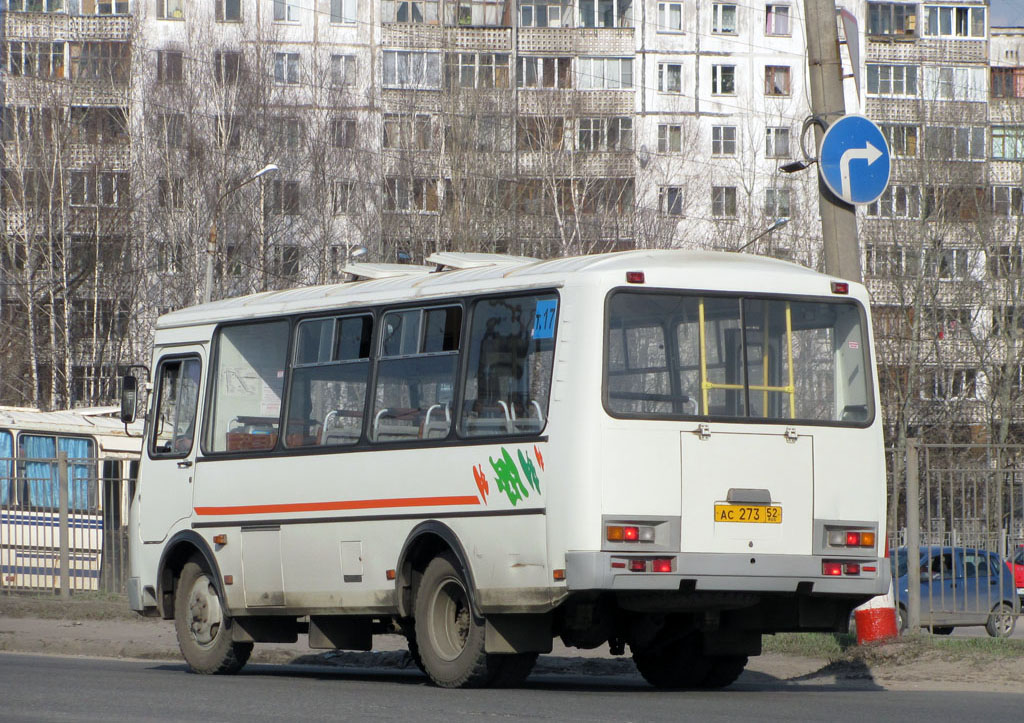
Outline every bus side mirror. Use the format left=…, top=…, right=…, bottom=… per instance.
left=120, top=375, right=138, bottom=424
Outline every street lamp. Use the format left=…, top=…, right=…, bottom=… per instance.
left=203, top=163, right=278, bottom=304
left=736, top=217, right=790, bottom=253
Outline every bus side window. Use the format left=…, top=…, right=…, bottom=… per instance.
left=206, top=321, right=289, bottom=453
left=151, top=358, right=202, bottom=458
left=285, top=314, right=373, bottom=448
left=459, top=294, right=557, bottom=437
left=0, top=430, right=13, bottom=506
left=372, top=306, right=462, bottom=442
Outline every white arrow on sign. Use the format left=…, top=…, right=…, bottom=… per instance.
left=839, top=141, right=883, bottom=202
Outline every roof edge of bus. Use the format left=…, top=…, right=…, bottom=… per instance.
left=154, top=249, right=858, bottom=331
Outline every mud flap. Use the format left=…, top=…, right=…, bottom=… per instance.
left=484, top=613, right=554, bottom=654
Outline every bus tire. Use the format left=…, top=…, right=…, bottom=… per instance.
left=489, top=653, right=538, bottom=688
left=398, top=618, right=425, bottom=673
left=174, top=558, right=252, bottom=674
left=699, top=655, right=748, bottom=689
left=414, top=552, right=493, bottom=688
left=632, top=633, right=711, bottom=689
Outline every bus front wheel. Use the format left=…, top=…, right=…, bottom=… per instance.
left=174, top=558, right=252, bottom=674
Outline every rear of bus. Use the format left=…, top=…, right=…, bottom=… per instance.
left=559, top=256, right=887, bottom=683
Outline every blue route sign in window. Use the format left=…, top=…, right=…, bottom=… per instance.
left=533, top=299, right=558, bottom=340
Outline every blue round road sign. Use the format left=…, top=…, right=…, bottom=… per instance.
left=818, top=115, right=891, bottom=205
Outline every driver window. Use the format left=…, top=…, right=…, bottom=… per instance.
left=151, top=357, right=202, bottom=457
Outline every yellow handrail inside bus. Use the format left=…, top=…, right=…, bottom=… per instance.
left=698, top=299, right=796, bottom=417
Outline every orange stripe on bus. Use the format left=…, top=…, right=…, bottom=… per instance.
left=193, top=495, right=481, bottom=516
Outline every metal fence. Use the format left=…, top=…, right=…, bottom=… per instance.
left=1, top=452, right=132, bottom=596
left=892, top=442, right=1023, bottom=634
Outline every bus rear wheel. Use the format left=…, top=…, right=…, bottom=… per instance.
left=414, top=552, right=495, bottom=688
left=174, top=558, right=252, bottom=674
left=632, top=633, right=712, bottom=689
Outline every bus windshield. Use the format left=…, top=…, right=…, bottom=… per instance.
left=605, top=291, right=871, bottom=424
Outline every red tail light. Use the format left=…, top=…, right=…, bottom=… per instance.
left=652, top=558, right=673, bottom=573
left=831, top=281, right=849, bottom=294
left=626, top=271, right=645, bottom=284
left=844, top=563, right=861, bottom=575
left=629, top=559, right=647, bottom=572
left=823, top=562, right=843, bottom=576
left=846, top=531, right=861, bottom=546
left=623, top=526, right=639, bottom=541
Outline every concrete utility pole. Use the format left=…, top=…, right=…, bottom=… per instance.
left=803, top=0, right=862, bottom=282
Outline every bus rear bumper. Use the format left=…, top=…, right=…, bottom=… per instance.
left=565, top=551, right=891, bottom=596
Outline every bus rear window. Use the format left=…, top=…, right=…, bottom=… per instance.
left=605, top=291, right=872, bottom=425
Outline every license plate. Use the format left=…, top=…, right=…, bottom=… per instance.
left=714, top=504, right=782, bottom=524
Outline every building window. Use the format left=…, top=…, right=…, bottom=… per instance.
left=517, top=57, right=572, bottom=89
left=993, top=186, right=1024, bottom=216
left=520, top=1, right=568, bottom=26
left=331, top=118, right=357, bottom=149
left=712, top=65, right=736, bottom=95
left=577, top=117, right=632, bottom=151
left=157, top=50, right=183, bottom=83
left=69, top=171, right=95, bottom=207
left=266, top=180, right=301, bottom=215
left=578, top=0, right=633, bottom=27
left=70, top=107, right=128, bottom=145
left=156, top=0, right=185, bottom=19
left=384, top=178, right=439, bottom=213
left=272, top=245, right=301, bottom=279
left=658, top=2, right=683, bottom=31
left=333, top=180, right=358, bottom=215
left=881, top=123, right=918, bottom=157
left=712, top=186, right=737, bottom=217
left=867, top=185, right=920, bottom=218
left=214, top=51, right=242, bottom=85
left=158, top=177, right=184, bottom=209
left=273, top=0, right=301, bottom=22
left=8, top=0, right=67, bottom=10
left=332, top=54, right=357, bottom=86
left=660, top=186, right=684, bottom=216
left=765, top=126, right=790, bottom=158
left=382, top=0, right=440, bottom=23
left=990, top=245, right=1024, bottom=277
left=923, top=66, right=986, bottom=101
left=447, top=0, right=510, bottom=25
left=992, top=67, right=1024, bottom=99
left=867, top=2, right=917, bottom=36
left=864, top=244, right=920, bottom=276
left=331, top=0, right=357, bottom=23
left=764, top=65, right=790, bottom=95
left=578, top=58, right=633, bottom=89
left=920, top=368, right=977, bottom=401
left=517, top=116, right=565, bottom=150
left=924, top=185, right=986, bottom=221
left=712, top=3, right=737, bottom=33
left=156, top=112, right=185, bottom=148
left=765, top=4, right=790, bottom=35
left=216, top=0, right=242, bottom=21
left=274, top=53, right=300, bottom=85
left=867, top=64, right=918, bottom=96
left=764, top=188, right=790, bottom=218
left=271, top=116, right=303, bottom=150
left=217, top=115, right=242, bottom=149
left=925, top=248, right=969, bottom=279
left=3, top=42, right=64, bottom=79
left=992, top=126, right=1024, bottom=160
left=72, top=42, right=130, bottom=82
left=658, top=124, right=683, bottom=152
left=445, top=52, right=511, bottom=89
left=383, top=113, right=433, bottom=149
left=712, top=125, right=737, bottom=155
left=658, top=62, right=682, bottom=93
left=923, top=5, right=985, bottom=39
left=924, top=126, right=985, bottom=160
left=383, top=50, right=442, bottom=89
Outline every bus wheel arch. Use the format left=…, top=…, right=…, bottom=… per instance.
left=157, top=531, right=224, bottom=621
left=395, top=522, right=478, bottom=619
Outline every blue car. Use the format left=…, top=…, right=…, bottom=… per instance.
left=893, top=546, right=1020, bottom=638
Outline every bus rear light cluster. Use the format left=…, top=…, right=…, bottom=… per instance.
left=607, top=524, right=655, bottom=543
left=827, top=530, right=875, bottom=548
left=823, top=561, right=861, bottom=576
left=611, top=557, right=674, bottom=573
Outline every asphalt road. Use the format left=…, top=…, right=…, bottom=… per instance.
left=0, top=653, right=1020, bottom=722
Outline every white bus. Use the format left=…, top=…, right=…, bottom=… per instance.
left=1, top=406, right=142, bottom=591
left=125, top=250, right=888, bottom=688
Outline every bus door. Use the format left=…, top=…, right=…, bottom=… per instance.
left=140, top=350, right=205, bottom=543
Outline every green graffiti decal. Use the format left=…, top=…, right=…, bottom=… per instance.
left=518, top=449, right=541, bottom=494
left=490, top=447, right=528, bottom=506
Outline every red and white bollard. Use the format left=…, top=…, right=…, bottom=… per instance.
left=854, top=580, right=900, bottom=644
